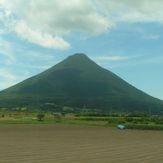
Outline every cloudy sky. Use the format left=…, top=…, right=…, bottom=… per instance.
left=0, top=0, right=163, bottom=100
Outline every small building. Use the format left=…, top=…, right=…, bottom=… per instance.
left=117, top=124, right=125, bottom=129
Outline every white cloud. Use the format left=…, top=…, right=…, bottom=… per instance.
left=0, top=0, right=111, bottom=49
left=0, top=81, right=14, bottom=90
left=143, top=34, right=160, bottom=40
left=95, top=55, right=128, bottom=61
left=0, top=68, right=16, bottom=80
left=0, top=68, right=31, bottom=90
left=5, top=0, right=111, bottom=35
left=96, top=0, right=163, bottom=23
left=14, top=20, right=70, bottom=50
left=0, top=38, right=16, bottom=64
left=1, top=0, right=163, bottom=50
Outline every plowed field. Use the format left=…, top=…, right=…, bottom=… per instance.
left=0, top=124, right=162, bottom=163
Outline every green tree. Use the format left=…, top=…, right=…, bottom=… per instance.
left=37, top=113, right=45, bottom=121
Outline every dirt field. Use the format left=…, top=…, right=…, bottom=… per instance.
left=0, top=124, right=162, bottom=163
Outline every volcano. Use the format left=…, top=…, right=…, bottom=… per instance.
left=0, top=53, right=163, bottom=114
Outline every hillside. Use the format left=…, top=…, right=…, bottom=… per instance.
left=0, top=53, right=163, bottom=114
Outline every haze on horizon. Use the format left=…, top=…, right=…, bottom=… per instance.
left=0, top=0, right=163, bottom=100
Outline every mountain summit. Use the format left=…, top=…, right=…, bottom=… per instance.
left=52, top=53, right=101, bottom=71
left=0, top=53, right=163, bottom=114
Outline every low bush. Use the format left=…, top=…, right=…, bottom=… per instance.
left=126, top=124, right=163, bottom=130
left=37, top=113, right=45, bottom=121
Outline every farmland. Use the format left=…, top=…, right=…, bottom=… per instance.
left=0, top=124, right=163, bottom=163
left=0, top=111, right=163, bottom=130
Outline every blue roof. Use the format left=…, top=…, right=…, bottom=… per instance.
left=117, top=124, right=125, bottom=129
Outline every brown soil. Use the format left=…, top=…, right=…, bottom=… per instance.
left=0, top=124, right=162, bottom=163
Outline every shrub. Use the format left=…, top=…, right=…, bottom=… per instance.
left=126, top=124, right=163, bottom=130
left=37, top=113, right=45, bottom=121
left=53, top=113, right=62, bottom=123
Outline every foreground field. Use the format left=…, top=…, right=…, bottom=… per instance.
left=0, top=124, right=163, bottom=163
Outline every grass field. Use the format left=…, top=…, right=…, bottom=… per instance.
left=0, top=124, right=163, bottom=163
left=0, top=111, right=163, bottom=131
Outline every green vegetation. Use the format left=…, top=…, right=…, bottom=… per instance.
left=53, top=113, right=62, bottom=123
left=0, top=53, right=163, bottom=114
left=0, top=110, right=163, bottom=130
left=37, top=113, right=45, bottom=121
left=125, top=124, right=163, bottom=130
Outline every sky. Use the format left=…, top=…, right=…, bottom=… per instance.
left=0, top=0, right=163, bottom=100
